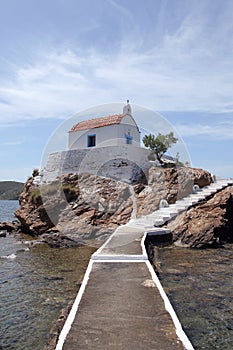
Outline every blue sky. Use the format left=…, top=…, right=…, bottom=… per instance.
left=0, top=0, right=233, bottom=181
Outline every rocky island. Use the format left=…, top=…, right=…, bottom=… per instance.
left=3, top=166, right=230, bottom=249
left=1, top=104, right=233, bottom=249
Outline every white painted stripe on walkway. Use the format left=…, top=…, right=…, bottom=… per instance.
left=92, top=254, right=148, bottom=261
left=91, top=229, right=116, bottom=257
left=55, top=259, right=94, bottom=350
left=146, top=260, right=195, bottom=350
left=141, top=232, right=148, bottom=257
left=92, top=259, right=148, bottom=263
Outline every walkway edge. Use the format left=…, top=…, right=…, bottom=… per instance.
left=146, top=260, right=194, bottom=350
left=55, top=259, right=94, bottom=350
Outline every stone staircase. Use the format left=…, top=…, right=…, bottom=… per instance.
left=90, top=179, right=233, bottom=261
left=126, top=179, right=233, bottom=230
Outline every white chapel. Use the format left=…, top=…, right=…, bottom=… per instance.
left=68, top=101, right=140, bottom=150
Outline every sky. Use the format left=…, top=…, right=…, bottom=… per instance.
left=0, top=0, right=233, bottom=181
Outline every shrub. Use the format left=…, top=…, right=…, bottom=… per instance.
left=29, top=188, right=42, bottom=204
left=32, top=168, right=39, bottom=177
left=61, top=183, right=77, bottom=201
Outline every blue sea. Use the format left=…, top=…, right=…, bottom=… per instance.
left=0, top=200, right=20, bottom=222
left=0, top=200, right=95, bottom=350
left=156, top=245, right=233, bottom=349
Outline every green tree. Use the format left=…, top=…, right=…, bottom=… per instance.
left=142, top=132, right=178, bottom=165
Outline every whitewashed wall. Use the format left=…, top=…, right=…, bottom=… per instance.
left=42, top=145, right=150, bottom=183
left=68, top=116, right=140, bottom=149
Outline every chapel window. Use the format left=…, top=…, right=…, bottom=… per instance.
left=87, top=134, right=96, bottom=147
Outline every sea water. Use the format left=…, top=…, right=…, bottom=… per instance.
left=155, top=245, right=233, bottom=349
left=0, top=200, right=19, bottom=222
left=0, top=200, right=95, bottom=350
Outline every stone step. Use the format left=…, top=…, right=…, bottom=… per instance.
left=154, top=219, right=165, bottom=227
left=151, top=211, right=178, bottom=220
left=157, top=208, right=178, bottom=215
left=178, top=199, right=200, bottom=206
left=187, top=193, right=206, bottom=199
left=206, top=183, right=228, bottom=189
left=149, top=212, right=173, bottom=221
left=168, top=203, right=187, bottom=211
left=127, top=220, right=156, bottom=228
left=206, top=188, right=224, bottom=193
left=199, top=190, right=217, bottom=195
left=128, top=180, right=232, bottom=231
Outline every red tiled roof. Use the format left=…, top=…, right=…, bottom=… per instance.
left=69, top=113, right=127, bottom=132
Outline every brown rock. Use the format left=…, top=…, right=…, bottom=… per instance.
left=165, top=186, right=233, bottom=248
left=43, top=301, right=73, bottom=350
left=136, top=166, right=212, bottom=216
left=14, top=167, right=213, bottom=247
left=15, top=173, right=133, bottom=242
left=0, top=221, right=20, bottom=233
left=0, top=231, right=7, bottom=237
left=39, top=233, right=84, bottom=248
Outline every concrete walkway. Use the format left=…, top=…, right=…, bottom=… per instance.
left=56, top=180, right=232, bottom=350
left=61, top=261, right=185, bottom=350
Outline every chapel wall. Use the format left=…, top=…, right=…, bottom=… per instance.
left=42, top=145, right=151, bottom=184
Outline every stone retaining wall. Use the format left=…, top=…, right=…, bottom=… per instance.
left=42, top=146, right=152, bottom=184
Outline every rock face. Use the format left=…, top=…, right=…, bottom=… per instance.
left=165, top=186, right=233, bottom=248
left=43, top=301, right=73, bottom=350
left=0, top=221, right=20, bottom=233
left=15, top=173, right=134, bottom=246
left=135, top=167, right=212, bottom=216
left=14, top=166, right=213, bottom=247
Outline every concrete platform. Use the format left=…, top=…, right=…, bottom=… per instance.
left=93, top=226, right=146, bottom=257
left=62, top=262, right=185, bottom=350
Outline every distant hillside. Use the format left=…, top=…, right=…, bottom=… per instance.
left=0, top=181, right=24, bottom=200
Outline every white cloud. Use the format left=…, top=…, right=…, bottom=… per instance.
left=176, top=121, right=233, bottom=140
left=1, top=4, right=233, bottom=125
left=2, top=140, right=24, bottom=146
